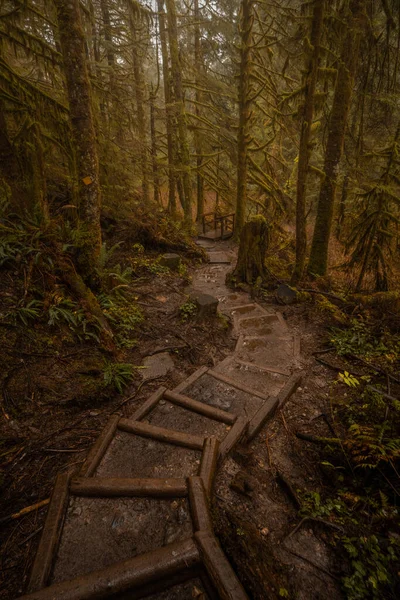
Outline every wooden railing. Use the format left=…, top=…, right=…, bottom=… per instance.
left=201, top=212, right=235, bottom=238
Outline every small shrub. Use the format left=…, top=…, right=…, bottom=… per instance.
left=102, top=362, right=136, bottom=393
left=179, top=299, right=197, bottom=321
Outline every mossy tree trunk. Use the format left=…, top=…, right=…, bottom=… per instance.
left=307, top=0, right=365, bottom=277
left=194, top=0, right=204, bottom=223
left=235, top=0, right=254, bottom=236
left=158, top=0, right=176, bottom=216
left=233, top=216, right=269, bottom=285
left=55, top=0, right=102, bottom=282
left=0, top=105, right=28, bottom=212
left=165, top=0, right=193, bottom=226
left=0, top=102, right=48, bottom=220
left=130, top=15, right=150, bottom=205
left=150, top=86, right=161, bottom=206
left=291, top=0, right=325, bottom=285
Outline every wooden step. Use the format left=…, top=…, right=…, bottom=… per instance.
left=118, top=418, right=206, bottom=450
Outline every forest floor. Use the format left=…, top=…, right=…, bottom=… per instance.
left=1, top=237, right=398, bottom=599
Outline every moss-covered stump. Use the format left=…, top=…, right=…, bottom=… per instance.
left=232, top=215, right=269, bottom=285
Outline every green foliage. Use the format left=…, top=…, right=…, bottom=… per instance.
left=7, top=300, right=43, bottom=325
left=102, top=361, right=136, bottom=393
left=179, top=299, right=197, bottom=321
left=99, top=294, right=143, bottom=348
left=345, top=423, right=400, bottom=470
left=0, top=217, right=53, bottom=268
left=330, top=319, right=400, bottom=360
left=97, top=241, right=122, bottom=271
left=342, top=536, right=400, bottom=600
left=129, top=244, right=170, bottom=277
left=299, top=491, right=350, bottom=522
left=338, top=371, right=360, bottom=387
left=46, top=294, right=101, bottom=342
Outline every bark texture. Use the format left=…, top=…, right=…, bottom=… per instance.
left=55, top=0, right=102, bottom=280
left=235, top=0, right=254, bottom=235
left=291, top=0, right=325, bottom=284
left=158, top=0, right=176, bottom=215
left=308, top=0, right=365, bottom=277
left=150, top=86, right=161, bottom=205
left=194, top=0, right=204, bottom=222
left=131, top=18, right=150, bottom=205
left=233, top=216, right=269, bottom=285
left=165, top=0, right=193, bottom=225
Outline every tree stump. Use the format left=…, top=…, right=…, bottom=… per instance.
left=232, top=216, right=269, bottom=285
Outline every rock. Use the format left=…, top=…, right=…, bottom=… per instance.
left=188, top=289, right=219, bottom=318
left=159, top=253, right=181, bottom=271
left=142, top=352, right=174, bottom=380
left=276, top=283, right=297, bottom=305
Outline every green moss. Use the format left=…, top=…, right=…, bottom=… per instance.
left=315, top=294, right=348, bottom=325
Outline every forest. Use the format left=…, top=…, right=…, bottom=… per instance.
left=1, top=0, right=400, bottom=599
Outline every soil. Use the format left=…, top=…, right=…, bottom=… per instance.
left=0, top=248, right=234, bottom=600
left=0, top=238, right=351, bottom=600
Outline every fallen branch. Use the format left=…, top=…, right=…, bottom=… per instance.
left=0, top=498, right=49, bottom=525
left=286, top=516, right=345, bottom=541
left=295, top=432, right=341, bottom=445
left=346, top=353, right=400, bottom=384
left=312, top=347, right=335, bottom=356
left=366, top=386, right=399, bottom=404
left=298, top=288, right=347, bottom=304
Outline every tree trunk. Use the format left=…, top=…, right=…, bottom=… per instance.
left=235, top=0, right=254, bottom=236
left=291, top=0, right=324, bottom=285
left=55, top=0, right=102, bottom=282
left=165, top=0, right=193, bottom=225
left=307, top=0, right=365, bottom=277
left=233, top=216, right=269, bottom=285
left=158, top=0, right=177, bottom=216
left=150, top=86, right=161, bottom=206
left=0, top=105, right=25, bottom=211
left=130, top=16, right=150, bottom=205
left=194, top=0, right=204, bottom=223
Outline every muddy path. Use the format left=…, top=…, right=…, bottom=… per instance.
left=12, top=239, right=343, bottom=600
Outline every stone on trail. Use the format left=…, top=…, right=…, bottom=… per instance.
left=159, top=253, right=181, bottom=271
left=276, top=283, right=297, bottom=305
left=188, top=289, right=219, bottom=318
left=142, top=352, right=174, bottom=380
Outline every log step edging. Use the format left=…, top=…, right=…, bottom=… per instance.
left=70, top=477, right=188, bottom=498
left=79, top=414, right=120, bottom=477
left=247, top=397, right=279, bottom=441
left=208, top=368, right=269, bottom=401
left=19, top=538, right=200, bottom=600
left=276, top=373, right=302, bottom=408
left=194, top=531, right=249, bottom=600
left=164, top=389, right=237, bottom=425
left=27, top=472, right=71, bottom=593
left=218, top=416, right=248, bottom=461
left=129, top=386, right=167, bottom=422
left=118, top=418, right=205, bottom=450
left=188, top=477, right=213, bottom=532
left=173, top=366, right=209, bottom=394
left=199, top=437, right=220, bottom=495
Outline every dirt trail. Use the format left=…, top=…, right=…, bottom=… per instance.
left=17, top=240, right=323, bottom=600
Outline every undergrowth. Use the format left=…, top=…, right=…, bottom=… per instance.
left=0, top=207, right=187, bottom=394
left=300, top=318, right=400, bottom=599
